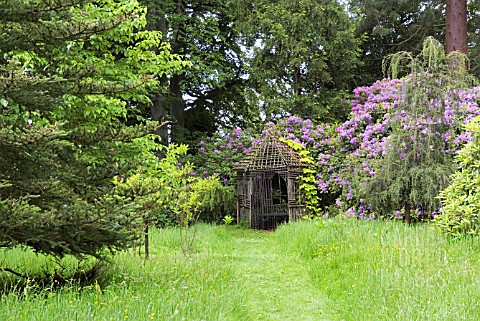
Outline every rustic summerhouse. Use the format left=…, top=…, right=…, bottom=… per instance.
left=236, top=134, right=308, bottom=230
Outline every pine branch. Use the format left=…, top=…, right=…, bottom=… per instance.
left=0, top=267, right=28, bottom=279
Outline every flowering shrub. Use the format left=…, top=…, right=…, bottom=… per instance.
left=185, top=127, right=255, bottom=221
left=332, top=74, right=480, bottom=220
left=313, top=73, right=478, bottom=220
left=190, top=74, right=480, bottom=222
left=188, top=127, right=255, bottom=185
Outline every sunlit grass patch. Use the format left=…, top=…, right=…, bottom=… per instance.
left=276, top=219, right=480, bottom=320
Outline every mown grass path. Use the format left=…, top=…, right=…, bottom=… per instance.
left=220, top=230, right=337, bottom=320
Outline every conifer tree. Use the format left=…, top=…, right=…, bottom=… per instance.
left=0, top=0, right=183, bottom=261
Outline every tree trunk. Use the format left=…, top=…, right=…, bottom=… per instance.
left=445, top=0, right=468, bottom=54
left=293, top=65, right=302, bottom=96
left=144, top=222, right=149, bottom=260
left=147, top=5, right=169, bottom=145
left=150, top=86, right=169, bottom=145
left=169, top=74, right=185, bottom=143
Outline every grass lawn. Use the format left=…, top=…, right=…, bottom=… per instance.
left=1, top=218, right=480, bottom=320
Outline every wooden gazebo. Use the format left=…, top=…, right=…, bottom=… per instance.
left=235, top=134, right=308, bottom=229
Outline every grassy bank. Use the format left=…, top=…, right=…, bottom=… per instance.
left=1, top=219, right=480, bottom=320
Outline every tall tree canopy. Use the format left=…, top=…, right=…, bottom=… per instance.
left=0, top=0, right=183, bottom=260
left=468, top=1, right=480, bottom=74
left=143, top=0, right=362, bottom=144
left=349, top=0, right=445, bottom=85
left=141, top=0, right=251, bottom=144
left=233, top=0, right=362, bottom=122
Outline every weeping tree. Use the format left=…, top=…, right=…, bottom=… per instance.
left=359, top=38, right=474, bottom=223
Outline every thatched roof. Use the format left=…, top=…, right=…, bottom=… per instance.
left=235, top=134, right=308, bottom=172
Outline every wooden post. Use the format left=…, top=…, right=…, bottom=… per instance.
left=404, top=204, right=411, bottom=224
left=144, top=223, right=149, bottom=259
left=236, top=194, right=240, bottom=225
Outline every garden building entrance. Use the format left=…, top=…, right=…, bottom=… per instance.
left=236, top=134, right=308, bottom=230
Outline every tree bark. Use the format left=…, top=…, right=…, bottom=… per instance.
left=445, top=0, right=468, bottom=54
left=147, top=5, right=170, bottom=145
left=169, top=74, right=185, bottom=143
left=150, top=86, right=169, bottom=145
left=147, top=1, right=186, bottom=145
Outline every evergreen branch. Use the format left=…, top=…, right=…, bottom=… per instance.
left=0, top=0, right=91, bottom=22
left=0, top=267, right=28, bottom=279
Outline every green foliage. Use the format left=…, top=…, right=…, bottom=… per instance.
left=185, top=128, right=255, bottom=222
left=468, top=1, right=480, bottom=76
left=280, top=138, right=320, bottom=217
left=0, top=0, right=184, bottom=261
left=436, top=116, right=480, bottom=235
left=144, top=0, right=362, bottom=144
left=140, top=0, right=253, bottom=143
left=351, top=0, right=444, bottom=85
left=113, top=143, right=232, bottom=256
left=233, top=0, right=362, bottom=122
left=222, top=215, right=234, bottom=225
left=152, top=206, right=178, bottom=228
left=351, top=0, right=480, bottom=83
